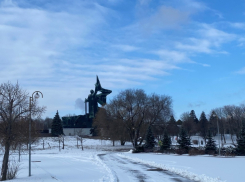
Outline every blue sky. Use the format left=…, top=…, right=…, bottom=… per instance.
left=0, top=0, right=245, bottom=120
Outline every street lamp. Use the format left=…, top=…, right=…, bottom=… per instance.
left=29, top=91, right=43, bottom=176
left=213, top=113, right=220, bottom=156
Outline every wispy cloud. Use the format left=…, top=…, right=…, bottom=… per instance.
left=229, top=22, right=245, bottom=29
left=235, top=67, right=245, bottom=74
left=113, top=44, right=139, bottom=52
left=152, top=50, right=191, bottom=63
left=188, top=101, right=206, bottom=108
left=137, top=5, right=190, bottom=34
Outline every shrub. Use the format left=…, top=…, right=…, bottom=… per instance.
left=132, top=145, right=145, bottom=153
left=176, top=149, right=188, bottom=155
left=5, top=159, right=20, bottom=180
left=189, top=148, right=205, bottom=156
left=189, top=147, right=205, bottom=156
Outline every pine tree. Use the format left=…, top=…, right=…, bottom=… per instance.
left=236, top=124, right=245, bottom=155
left=144, top=125, right=155, bottom=149
left=199, top=111, right=208, bottom=143
left=177, top=127, right=191, bottom=150
left=161, top=130, right=171, bottom=151
left=167, top=115, right=179, bottom=137
left=205, top=130, right=216, bottom=152
left=176, top=119, right=182, bottom=126
left=209, top=111, right=218, bottom=136
left=51, top=110, right=64, bottom=136
left=189, top=110, right=198, bottom=123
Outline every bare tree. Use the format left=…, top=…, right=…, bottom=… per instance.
left=75, top=128, right=86, bottom=150
left=0, top=81, right=45, bottom=180
left=93, top=107, right=128, bottom=146
left=94, top=89, right=173, bottom=148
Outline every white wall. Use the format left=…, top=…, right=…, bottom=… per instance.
left=48, top=128, right=92, bottom=136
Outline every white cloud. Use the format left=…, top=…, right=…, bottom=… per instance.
left=230, top=22, right=245, bottom=29
left=152, top=50, right=191, bottom=63
left=199, top=24, right=236, bottom=47
left=138, top=5, right=190, bottom=34
left=201, top=64, right=210, bottom=67
left=175, top=24, right=236, bottom=55
left=113, top=44, right=139, bottom=52
left=188, top=101, right=205, bottom=108
left=176, top=38, right=212, bottom=53
left=0, top=0, right=106, bottom=83
left=235, top=67, right=245, bottom=75
left=138, top=0, right=152, bottom=6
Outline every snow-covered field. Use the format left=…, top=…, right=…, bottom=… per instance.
left=1, top=136, right=244, bottom=182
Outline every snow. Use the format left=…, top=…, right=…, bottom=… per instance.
left=2, top=136, right=244, bottom=182
left=119, top=153, right=245, bottom=182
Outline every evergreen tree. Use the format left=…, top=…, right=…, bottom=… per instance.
left=51, top=110, right=64, bottom=136
left=161, top=130, right=171, bottom=151
left=236, top=124, right=245, bottom=155
left=205, top=130, right=216, bottom=152
left=189, top=110, right=198, bottom=123
left=199, top=111, right=208, bottom=143
left=177, top=127, right=191, bottom=150
left=176, top=119, right=182, bottom=126
left=209, top=111, right=218, bottom=136
left=144, top=125, right=155, bottom=149
left=166, top=115, right=179, bottom=137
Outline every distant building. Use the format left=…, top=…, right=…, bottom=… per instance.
left=61, top=114, right=92, bottom=136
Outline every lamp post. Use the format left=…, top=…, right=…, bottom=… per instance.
left=217, top=116, right=221, bottom=156
left=29, top=91, right=43, bottom=176
left=213, top=113, right=221, bottom=156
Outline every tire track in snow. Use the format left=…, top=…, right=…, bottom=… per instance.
left=99, top=153, right=193, bottom=182
left=117, top=154, right=224, bottom=182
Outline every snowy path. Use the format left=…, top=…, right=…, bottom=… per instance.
left=14, top=152, right=110, bottom=182
left=99, top=153, right=194, bottom=182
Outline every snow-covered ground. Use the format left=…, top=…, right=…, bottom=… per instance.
left=1, top=136, right=244, bottom=182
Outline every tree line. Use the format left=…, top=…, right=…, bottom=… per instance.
left=93, top=88, right=245, bottom=148
left=180, top=105, right=245, bottom=146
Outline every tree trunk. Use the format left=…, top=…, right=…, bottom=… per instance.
left=1, top=141, right=10, bottom=181
left=77, top=138, right=78, bottom=148
left=18, top=144, right=21, bottom=162
left=112, top=140, right=115, bottom=146
left=81, top=139, right=83, bottom=151
left=120, top=140, right=125, bottom=146
left=231, top=134, right=235, bottom=145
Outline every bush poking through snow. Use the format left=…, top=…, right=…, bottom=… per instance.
left=189, top=148, right=205, bottom=156
left=6, top=158, right=20, bottom=180
left=132, top=145, right=145, bottom=153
